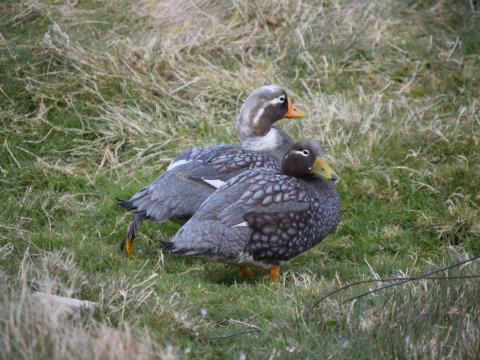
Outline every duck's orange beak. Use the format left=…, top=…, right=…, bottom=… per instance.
left=285, top=98, right=305, bottom=118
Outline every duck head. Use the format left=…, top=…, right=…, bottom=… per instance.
left=281, top=140, right=340, bottom=183
left=237, top=85, right=304, bottom=151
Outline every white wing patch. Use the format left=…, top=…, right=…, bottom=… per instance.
left=167, top=159, right=190, bottom=171
left=202, top=179, right=226, bottom=189
left=232, top=221, right=248, bottom=227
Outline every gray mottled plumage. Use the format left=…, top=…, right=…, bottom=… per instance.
left=164, top=141, right=341, bottom=267
left=118, top=146, right=282, bottom=222
left=117, top=85, right=303, bottom=252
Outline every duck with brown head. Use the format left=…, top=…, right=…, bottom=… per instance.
left=162, top=140, right=341, bottom=282
left=117, top=85, right=304, bottom=256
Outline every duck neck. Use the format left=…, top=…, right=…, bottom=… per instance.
left=240, top=127, right=281, bottom=153
left=237, top=101, right=267, bottom=139
left=236, top=102, right=293, bottom=156
left=306, top=177, right=339, bottom=200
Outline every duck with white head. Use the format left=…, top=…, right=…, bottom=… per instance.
left=117, top=85, right=304, bottom=256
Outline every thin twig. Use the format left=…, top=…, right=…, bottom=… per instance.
left=313, top=255, right=480, bottom=308
left=208, top=328, right=262, bottom=341
left=342, top=274, right=480, bottom=304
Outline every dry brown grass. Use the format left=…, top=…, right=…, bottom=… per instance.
left=0, top=249, right=178, bottom=360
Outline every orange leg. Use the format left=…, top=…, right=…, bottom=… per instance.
left=268, top=266, right=280, bottom=282
left=259, top=266, right=281, bottom=282
left=120, top=237, right=136, bottom=257
left=238, top=265, right=253, bottom=279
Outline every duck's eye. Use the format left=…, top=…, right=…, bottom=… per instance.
left=302, top=150, right=310, bottom=156
left=278, top=96, right=285, bottom=103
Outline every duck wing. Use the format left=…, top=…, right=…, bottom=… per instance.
left=186, top=149, right=280, bottom=185
left=196, top=168, right=326, bottom=263
left=216, top=169, right=311, bottom=226
left=165, top=168, right=311, bottom=262
left=243, top=208, right=314, bottom=263
left=167, top=144, right=240, bottom=170
left=243, top=180, right=341, bottom=263
left=119, top=147, right=280, bottom=222
left=119, top=162, right=216, bottom=221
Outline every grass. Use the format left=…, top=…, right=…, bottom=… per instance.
left=1, top=0, right=479, bottom=358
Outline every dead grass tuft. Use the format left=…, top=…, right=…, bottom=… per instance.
left=414, top=195, right=480, bottom=244
left=0, top=249, right=178, bottom=360
left=311, top=250, right=480, bottom=359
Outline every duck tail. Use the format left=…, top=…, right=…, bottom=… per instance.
left=116, top=198, right=135, bottom=211
left=160, top=240, right=176, bottom=252
left=160, top=240, right=197, bottom=256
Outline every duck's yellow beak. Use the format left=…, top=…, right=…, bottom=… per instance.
left=312, top=157, right=340, bottom=183
left=285, top=98, right=305, bottom=118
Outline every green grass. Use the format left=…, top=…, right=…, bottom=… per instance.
left=1, top=0, right=479, bottom=359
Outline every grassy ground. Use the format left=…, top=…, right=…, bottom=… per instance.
left=1, top=0, right=479, bottom=358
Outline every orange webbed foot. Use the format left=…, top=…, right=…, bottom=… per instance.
left=238, top=265, right=253, bottom=279
left=120, top=238, right=136, bottom=258
left=259, top=266, right=280, bottom=282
